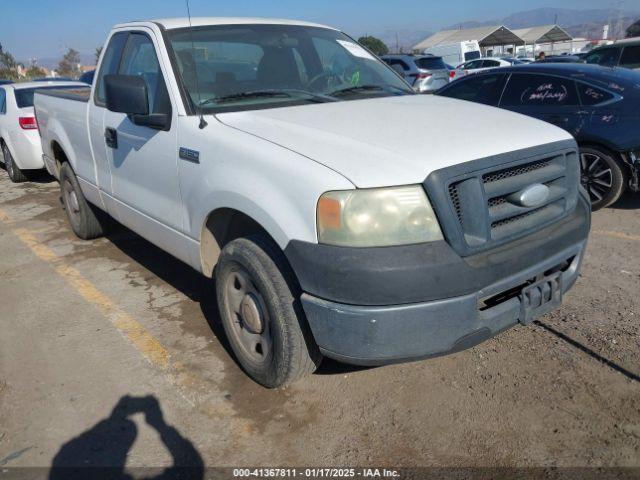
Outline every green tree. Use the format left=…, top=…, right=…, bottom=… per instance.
left=95, top=46, right=103, bottom=64
left=357, top=36, right=389, bottom=56
left=26, top=66, right=46, bottom=78
left=57, top=48, right=81, bottom=78
left=0, top=48, right=19, bottom=80
left=627, top=19, right=640, bottom=38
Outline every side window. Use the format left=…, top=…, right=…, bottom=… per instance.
left=95, top=32, right=128, bottom=106
left=577, top=83, right=615, bottom=106
left=439, top=74, right=506, bottom=105
left=584, top=48, right=619, bottom=67
left=501, top=74, right=579, bottom=107
left=0, top=89, right=6, bottom=114
left=620, top=46, right=640, bottom=69
left=119, top=33, right=171, bottom=115
left=482, top=60, right=500, bottom=68
left=464, top=60, right=483, bottom=69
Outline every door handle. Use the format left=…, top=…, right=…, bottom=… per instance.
left=105, top=127, right=118, bottom=149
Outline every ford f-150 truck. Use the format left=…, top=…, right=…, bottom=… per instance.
left=35, top=18, right=591, bottom=388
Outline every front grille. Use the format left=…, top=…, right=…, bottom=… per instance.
left=482, top=160, right=550, bottom=184
left=449, top=184, right=464, bottom=225
left=424, top=145, right=580, bottom=256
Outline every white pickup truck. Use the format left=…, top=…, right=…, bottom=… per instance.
left=35, top=17, right=591, bottom=387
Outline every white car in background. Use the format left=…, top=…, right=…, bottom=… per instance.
left=450, top=57, right=521, bottom=81
left=0, top=81, right=84, bottom=182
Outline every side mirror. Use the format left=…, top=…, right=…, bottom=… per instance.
left=105, top=74, right=149, bottom=115
left=104, top=74, right=171, bottom=130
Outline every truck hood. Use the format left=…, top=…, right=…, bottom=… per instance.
left=216, top=95, right=573, bottom=188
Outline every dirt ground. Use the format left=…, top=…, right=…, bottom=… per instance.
left=0, top=170, right=638, bottom=472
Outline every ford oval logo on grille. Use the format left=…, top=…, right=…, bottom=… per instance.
left=507, top=184, right=550, bottom=208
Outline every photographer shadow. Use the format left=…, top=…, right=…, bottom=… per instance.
left=49, top=395, right=204, bottom=480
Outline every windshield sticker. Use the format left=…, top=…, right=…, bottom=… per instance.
left=336, top=40, right=376, bottom=61
left=522, top=83, right=568, bottom=104
left=350, top=70, right=361, bottom=85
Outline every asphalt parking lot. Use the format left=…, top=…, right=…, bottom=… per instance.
left=0, top=171, right=638, bottom=470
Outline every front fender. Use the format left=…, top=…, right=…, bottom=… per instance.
left=177, top=117, right=355, bottom=260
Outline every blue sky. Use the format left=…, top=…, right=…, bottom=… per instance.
left=0, top=0, right=628, bottom=61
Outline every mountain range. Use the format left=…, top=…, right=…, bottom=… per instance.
left=376, top=7, right=639, bottom=52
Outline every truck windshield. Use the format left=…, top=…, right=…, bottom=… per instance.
left=167, top=24, right=413, bottom=113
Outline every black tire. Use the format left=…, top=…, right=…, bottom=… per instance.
left=2, top=142, right=28, bottom=183
left=59, top=162, right=107, bottom=240
left=216, top=235, right=321, bottom=388
left=579, top=146, right=627, bottom=211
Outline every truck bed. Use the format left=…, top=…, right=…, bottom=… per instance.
left=34, top=87, right=93, bottom=181
left=36, top=86, right=91, bottom=103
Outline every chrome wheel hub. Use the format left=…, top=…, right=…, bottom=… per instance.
left=64, top=180, right=80, bottom=214
left=240, top=293, right=264, bottom=335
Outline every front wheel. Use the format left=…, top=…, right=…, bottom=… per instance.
left=579, top=146, right=626, bottom=211
left=216, top=236, right=322, bottom=388
left=2, top=143, right=28, bottom=183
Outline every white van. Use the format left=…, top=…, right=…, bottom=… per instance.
left=423, top=40, right=481, bottom=66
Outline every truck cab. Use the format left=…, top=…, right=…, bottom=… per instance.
left=35, top=18, right=591, bottom=388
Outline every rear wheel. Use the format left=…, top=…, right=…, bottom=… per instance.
left=59, top=162, right=107, bottom=240
left=2, top=143, right=28, bottom=183
left=216, top=235, right=321, bottom=388
left=579, top=146, right=626, bottom=211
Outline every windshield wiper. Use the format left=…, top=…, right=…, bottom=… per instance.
left=329, top=84, right=411, bottom=97
left=199, top=89, right=336, bottom=106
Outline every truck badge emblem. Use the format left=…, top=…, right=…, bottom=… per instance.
left=508, top=184, right=550, bottom=208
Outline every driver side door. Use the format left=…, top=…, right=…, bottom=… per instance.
left=103, top=30, right=182, bottom=233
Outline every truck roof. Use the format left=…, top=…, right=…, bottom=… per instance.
left=116, top=17, right=337, bottom=31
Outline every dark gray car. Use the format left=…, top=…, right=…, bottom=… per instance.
left=583, top=39, right=640, bottom=70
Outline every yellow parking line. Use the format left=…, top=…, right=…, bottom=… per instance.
left=593, top=230, right=640, bottom=242
left=0, top=204, right=256, bottom=432
left=0, top=208, right=170, bottom=369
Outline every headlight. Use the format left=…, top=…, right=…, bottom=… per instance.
left=317, top=185, right=443, bottom=247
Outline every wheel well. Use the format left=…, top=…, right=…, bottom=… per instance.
left=51, top=141, right=69, bottom=167
left=200, top=208, right=274, bottom=278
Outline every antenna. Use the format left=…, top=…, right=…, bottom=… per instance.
left=186, top=0, right=208, bottom=129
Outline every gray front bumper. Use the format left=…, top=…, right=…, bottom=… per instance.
left=301, top=240, right=586, bottom=366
